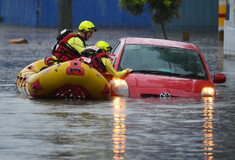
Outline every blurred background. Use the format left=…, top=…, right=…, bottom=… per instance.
left=0, top=0, right=227, bottom=34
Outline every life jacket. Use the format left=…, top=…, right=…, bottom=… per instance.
left=51, top=29, right=86, bottom=62
left=79, top=46, right=109, bottom=75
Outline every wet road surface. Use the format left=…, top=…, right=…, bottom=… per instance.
left=0, top=25, right=234, bottom=160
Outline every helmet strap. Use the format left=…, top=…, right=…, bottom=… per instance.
left=83, top=30, right=88, bottom=40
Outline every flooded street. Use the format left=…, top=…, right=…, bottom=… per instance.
left=0, top=25, right=235, bottom=160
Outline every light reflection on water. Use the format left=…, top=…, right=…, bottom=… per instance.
left=203, top=97, right=214, bottom=160
left=112, top=97, right=127, bottom=160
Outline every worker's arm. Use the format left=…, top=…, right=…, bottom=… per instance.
left=67, top=37, right=86, bottom=55
left=101, top=57, right=132, bottom=78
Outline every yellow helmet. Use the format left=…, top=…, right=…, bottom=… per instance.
left=78, top=20, right=97, bottom=32
left=95, top=41, right=112, bottom=51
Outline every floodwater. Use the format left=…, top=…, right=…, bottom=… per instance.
left=0, top=25, right=234, bottom=160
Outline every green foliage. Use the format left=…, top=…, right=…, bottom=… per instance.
left=118, top=0, right=181, bottom=26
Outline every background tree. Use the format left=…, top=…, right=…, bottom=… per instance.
left=118, top=0, right=181, bottom=39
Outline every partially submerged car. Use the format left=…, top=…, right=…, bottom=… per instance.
left=108, top=37, right=226, bottom=98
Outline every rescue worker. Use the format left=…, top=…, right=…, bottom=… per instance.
left=79, top=41, right=133, bottom=78
left=45, top=20, right=97, bottom=66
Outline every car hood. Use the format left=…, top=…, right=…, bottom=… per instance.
left=124, top=73, right=214, bottom=98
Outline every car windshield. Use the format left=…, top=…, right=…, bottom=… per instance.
left=118, top=44, right=208, bottom=80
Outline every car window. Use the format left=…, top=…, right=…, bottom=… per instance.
left=111, top=41, right=121, bottom=55
left=110, top=41, right=121, bottom=65
left=118, top=44, right=208, bottom=80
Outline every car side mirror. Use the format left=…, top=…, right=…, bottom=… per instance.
left=213, top=73, right=226, bottom=83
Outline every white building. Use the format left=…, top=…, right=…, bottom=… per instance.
left=224, top=0, right=235, bottom=55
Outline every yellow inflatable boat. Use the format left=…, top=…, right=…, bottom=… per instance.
left=16, top=59, right=111, bottom=99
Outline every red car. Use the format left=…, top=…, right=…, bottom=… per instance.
left=108, top=37, right=226, bottom=98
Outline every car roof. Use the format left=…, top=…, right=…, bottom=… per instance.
left=122, top=37, right=197, bottom=51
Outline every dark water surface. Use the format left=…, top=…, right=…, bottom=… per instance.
left=0, top=25, right=234, bottom=160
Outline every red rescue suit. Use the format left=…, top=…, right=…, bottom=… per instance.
left=79, top=46, right=109, bottom=75
left=51, top=30, right=86, bottom=62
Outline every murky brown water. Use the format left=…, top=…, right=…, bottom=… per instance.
left=0, top=25, right=234, bottom=160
